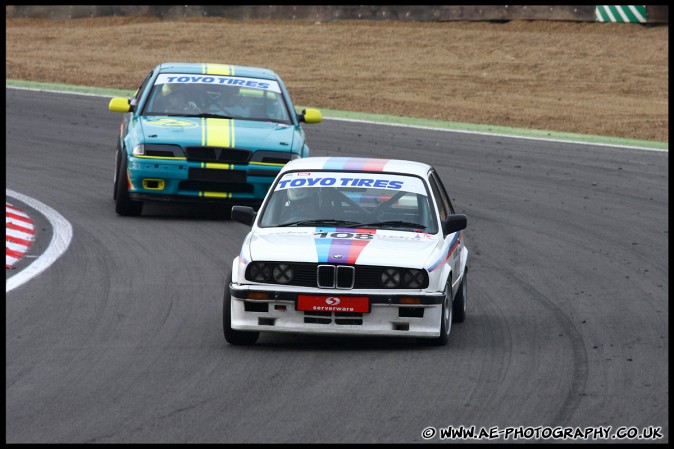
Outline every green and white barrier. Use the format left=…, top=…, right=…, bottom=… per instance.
left=595, top=5, right=647, bottom=22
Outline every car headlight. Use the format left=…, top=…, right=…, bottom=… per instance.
left=380, top=268, right=401, bottom=288
left=248, top=262, right=271, bottom=282
left=133, top=143, right=183, bottom=157
left=272, top=264, right=294, bottom=284
left=403, top=269, right=424, bottom=288
left=379, top=268, right=427, bottom=288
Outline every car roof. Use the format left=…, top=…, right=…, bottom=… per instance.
left=156, top=62, right=279, bottom=80
left=280, top=157, right=433, bottom=178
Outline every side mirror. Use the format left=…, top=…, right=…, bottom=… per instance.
left=109, top=97, right=131, bottom=113
left=231, top=205, right=257, bottom=226
left=443, top=214, right=467, bottom=235
left=298, top=108, right=322, bottom=124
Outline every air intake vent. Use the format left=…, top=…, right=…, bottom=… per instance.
left=185, top=147, right=251, bottom=163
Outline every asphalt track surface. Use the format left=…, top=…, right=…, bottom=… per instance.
left=5, top=88, right=668, bottom=443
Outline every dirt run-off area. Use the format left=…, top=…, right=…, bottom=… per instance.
left=5, top=17, right=669, bottom=143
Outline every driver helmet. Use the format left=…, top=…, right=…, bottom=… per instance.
left=287, top=188, right=314, bottom=202
left=221, top=85, right=241, bottom=106
left=161, top=83, right=188, bottom=97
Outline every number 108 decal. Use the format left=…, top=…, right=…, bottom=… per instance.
left=314, top=232, right=374, bottom=240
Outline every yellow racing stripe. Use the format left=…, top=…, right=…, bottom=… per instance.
left=203, top=64, right=234, bottom=76
left=201, top=192, right=232, bottom=199
left=199, top=115, right=236, bottom=198
left=197, top=94, right=236, bottom=198
left=200, top=162, right=232, bottom=170
left=134, top=155, right=187, bottom=160
left=203, top=118, right=235, bottom=148
left=249, top=161, right=285, bottom=167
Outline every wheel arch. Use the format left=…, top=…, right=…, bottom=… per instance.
left=435, top=264, right=454, bottom=296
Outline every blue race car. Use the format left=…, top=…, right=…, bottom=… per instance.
left=108, top=62, right=322, bottom=216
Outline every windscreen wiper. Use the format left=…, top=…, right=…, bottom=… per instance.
left=190, top=113, right=235, bottom=119
left=358, top=220, right=427, bottom=230
left=277, top=219, right=365, bottom=228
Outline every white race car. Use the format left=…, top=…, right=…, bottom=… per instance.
left=224, top=157, right=468, bottom=346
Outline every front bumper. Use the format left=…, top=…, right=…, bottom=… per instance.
left=127, top=157, right=282, bottom=202
left=229, top=284, right=445, bottom=338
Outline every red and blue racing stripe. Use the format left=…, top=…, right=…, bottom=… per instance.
left=314, top=227, right=377, bottom=264
left=322, top=157, right=389, bottom=172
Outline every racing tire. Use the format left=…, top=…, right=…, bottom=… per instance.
left=115, top=154, right=143, bottom=216
left=418, top=278, right=453, bottom=346
left=223, top=271, right=260, bottom=345
left=452, top=267, right=467, bottom=323
left=113, top=149, right=120, bottom=200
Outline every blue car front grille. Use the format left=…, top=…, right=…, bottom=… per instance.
left=185, top=146, right=251, bottom=163
left=179, top=181, right=254, bottom=193
left=188, top=168, right=246, bottom=183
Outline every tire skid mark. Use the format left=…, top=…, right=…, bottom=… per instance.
left=479, top=257, right=589, bottom=426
